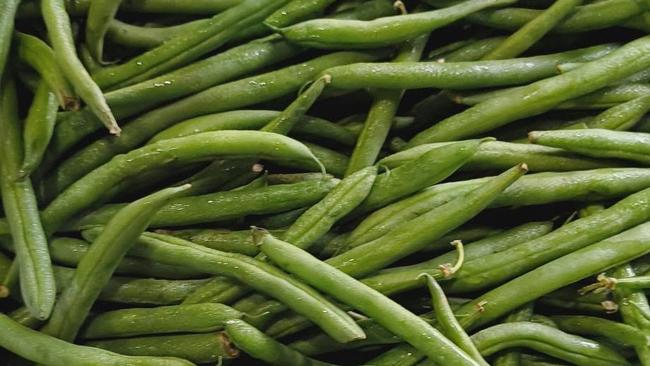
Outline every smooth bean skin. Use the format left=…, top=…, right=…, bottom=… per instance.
left=361, top=221, right=553, bottom=295
left=149, top=110, right=356, bottom=146
left=41, top=0, right=120, bottom=134
left=69, top=179, right=337, bottom=229
left=162, top=228, right=279, bottom=256
left=405, top=35, right=650, bottom=148
left=225, top=319, right=335, bottom=366
left=471, top=322, right=629, bottom=366
left=106, top=18, right=212, bottom=50
left=0, top=78, right=55, bottom=320
left=530, top=129, right=650, bottom=164
left=87, top=333, right=238, bottom=364
left=552, top=315, right=650, bottom=348
left=34, top=131, right=321, bottom=235
left=41, top=51, right=381, bottom=200
left=81, top=303, right=243, bottom=339
left=0, top=0, right=20, bottom=85
left=257, top=232, right=481, bottom=366
left=20, top=82, right=59, bottom=177
left=18, top=0, right=240, bottom=16
left=326, top=45, right=615, bottom=90
left=14, top=31, right=77, bottom=110
left=351, top=168, right=650, bottom=246
left=0, top=314, right=195, bottom=366
left=454, top=221, right=650, bottom=330
left=380, top=140, right=618, bottom=172
left=265, top=0, right=336, bottom=28
left=275, top=0, right=515, bottom=49
left=43, top=185, right=190, bottom=342
left=367, top=343, right=424, bottom=366
left=85, top=0, right=122, bottom=62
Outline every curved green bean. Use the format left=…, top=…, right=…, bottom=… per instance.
left=552, top=315, right=650, bottom=348
left=326, top=45, right=615, bottom=90
left=265, top=0, right=336, bottom=28
left=274, top=0, right=515, bottom=49
left=0, top=313, right=195, bottom=366
left=41, top=0, right=120, bottom=134
left=0, top=78, right=55, bottom=320
left=257, top=231, right=482, bottom=366
left=14, top=32, right=77, bottom=110
left=106, top=18, right=211, bottom=50
left=471, top=322, right=629, bottom=366
left=405, top=35, right=650, bottom=147
left=85, top=0, right=122, bottom=62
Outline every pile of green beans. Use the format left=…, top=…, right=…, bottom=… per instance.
left=4, top=1, right=650, bottom=365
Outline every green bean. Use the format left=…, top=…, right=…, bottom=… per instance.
left=612, top=264, right=650, bottom=365
left=225, top=319, right=336, bottom=366
left=41, top=51, right=380, bottom=200
left=276, top=142, right=350, bottom=177
left=267, top=173, right=333, bottom=184
left=345, top=31, right=428, bottom=175
left=327, top=164, right=526, bottom=277
left=160, top=228, right=283, bottom=256
left=361, top=221, right=553, bottom=296
left=481, top=0, right=582, bottom=60
left=265, top=0, right=336, bottom=28
left=106, top=18, right=211, bottom=50
left=0, top=78, right=55, bottom=320
left=326, top=44, right=615, bottom=90
left=552, top=315, right=650, bottom=348
left=46, top=236, right=203, bottom=279
left=20, top=82, right=59, bottom=178
left=530, top=129, right=650, bottom=165
left=150, top=110, right=356, bottom=146
left=379, top=140, right=617, bottom=173
left=42, top=185, right=190, bottom=341
left=423, top=274, right=488, bottom=365
left=14, top=32, right=77, bottom=110
left=256, top=231, right=481, bottom=366
left=453, top=221, right=650, bottom=330
left=0, top=314, right=195, bottom=366
left=33, top=131, right=323, bottom=235
left=494, top=304, right=534, bottom=366
left=366, top=343, right=424, bottom=366
left=92, top=0, right=287, bottom=89
left=441, top=36, right=507, bottom=62
left=539, top=287, right=611, bottom=315
left=1, top=260, right=19, bottom=300
left=427, top=0, right=647, bottom=33
left=404, top=35, right=650, bottom=148
left=41, top=0, right=120, bottom=134
left=82, top=304, right=241, bottom=339
left=0, top=0, right=19, bottom=86
left=87, top=333, right=238, bottom=364
left=69, top=179, right=336, bottom=229
left=353, top=139, right=484, bottom=215
left=589, top=96, right=650, bottom=130
left=471, top=322, right=629, bottom=366
left=0, top=251, right=11, bottom=281
left=18, top=0, right=240, bottom=17
left=274, top=0, right=515, bottom=49
left=85, top=0, right=122, bottom=62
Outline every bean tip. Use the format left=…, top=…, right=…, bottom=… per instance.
left=250, top=226, right=270, bottom=246
left=0, top=285, right=9, bottom=299
left=218, top=332, right=241, bottom=359
left=527, top=131, right=539, bottom=143
left=518, top=163, right=529, bottom=173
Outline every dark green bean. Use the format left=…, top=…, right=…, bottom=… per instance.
left=405, top=35, right=650, bottom=147
left=85, top=0, right=122, bottom=62
left=0, top=78, right=55, bottom=320
left=453, top=221, right=650, bottom=330
left=481, top=0, right=582, bottom=60
left=69, top=179, right=337, bottom=229
left=529, top=129, right=650, bottom=164
left=225, top=319, right=336, bottom=366
left=14, top=32, right=77, bottom=110
left=0, top=314, right=195, bottom=366
left=18, top=0, right=240, bottom=17
left=380, top=140, right=618, bottom=172
left=106, top=18, right=211, bottom=50
left=326, top=45, right=615, bottom=90
left=160, top=228, right=284, bottom=256
left=0, top=0, right=20, bottom=85
left=423, top=274, right=489, bottom=365
left=274, top=0, right=515, bottom=49
left=441, top=36, right=507, bottom=62
left=265, top=0, right=336, bottom=28
left=20, top=82, right=59, bottom=178
left=87, top=333, right=238, bottom=364
left=41, top=51, right=380, bottom=200
left=352, top=168, right=650, bottom=246
left=471, top=322, right=629, bottom=366
left=41, top=0, right=120, bottom=134
left=494, top=304, right=534, bottom=366
left=257, top=231, right=482, bottom=366
left=366, top=343, right=424, bottom=366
